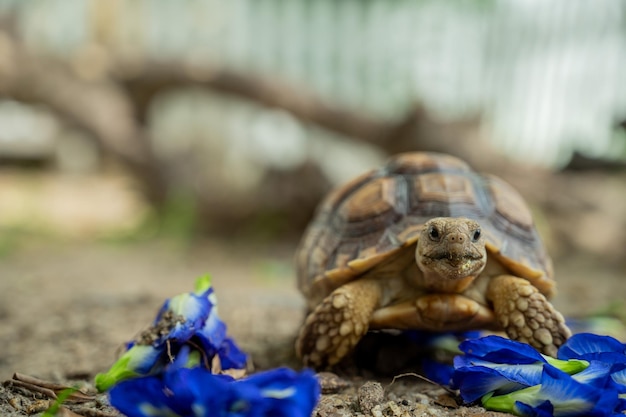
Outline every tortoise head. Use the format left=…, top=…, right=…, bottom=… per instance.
left=415, top=217, right=487, bottom=293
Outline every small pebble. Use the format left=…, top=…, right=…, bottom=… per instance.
left=371, top=404, right=384, bottom=417
left=358, top=381, right=384, bottom=415
left=316, top=372, right=351, bottom=394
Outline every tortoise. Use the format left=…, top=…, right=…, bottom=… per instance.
left=295, top=152, right=571, bottom=368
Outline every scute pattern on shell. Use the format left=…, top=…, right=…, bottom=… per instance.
left=296, top=152, right=554, bottom=303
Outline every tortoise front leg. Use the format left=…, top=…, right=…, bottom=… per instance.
left=487, top=275, right=571, bottom=357
left=296, top=279, right=382, bottom=369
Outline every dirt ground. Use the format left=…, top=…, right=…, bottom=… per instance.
left=0, top=170, right=625, bottom=417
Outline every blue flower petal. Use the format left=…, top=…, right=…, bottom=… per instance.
left=422, top=358, right=455, bottom=386
left=168, top=345, right=199, bottom=371
left=237, top=368, right=321, bottom=417
left=169, top=369, right=237, bottom=416
left=165, top=294, right=214, bottom=341
left=195, top=309, right=227, bottom=350
left=455, top=356, right=547, bottom=386
left=217, top=337, right=249, bottom=370
left=518, top=364, right=619, bottom=417
left=109, top=375, right=177, bottom=417
left=558, top=333, right=626, bottom=362
left=110, top=367, right=235, bottom=417
left=109, top=366, right=320, bottom=417
left=459, top=336, right=546, bottom=364
left=515, top=400, right=554, bottom=417
left=453, top=357, right=546, bottom=403
left=571, top=360, right=614, bottom=387
left=611, top=366, right=626, bottom=388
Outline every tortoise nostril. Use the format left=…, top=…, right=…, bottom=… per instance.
left=448, top=233, right=464, bottom=243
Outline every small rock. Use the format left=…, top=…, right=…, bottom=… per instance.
left=413, top=392, right=430, bottom=405
left=358, top=381, right=384, bottom=415
left=386, top=400, right=403, bottom=415
left=434, top=393, right=459, bottom=408
left=314, top=395, right=353, bottom=417
left=371, top=404, right=384, bottom=417
left=316, top=372, right=351, bottom=394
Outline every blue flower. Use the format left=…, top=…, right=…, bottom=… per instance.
left=453, top=333, right=626, bottom=416
left=453, top=336, right=587, bottom=403
left=95, top=275, right=247, bottom=391
left=484, top=363, right=620, bottom=417
left=422, top=359, right=456, bottom=387
left=98, top=275, right=320, bottom=417
left=109, top=360, right=321, bottom=417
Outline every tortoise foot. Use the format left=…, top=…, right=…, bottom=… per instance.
left=296, top=280, right=380, bottom=368
left=488, top=275, right=571, bottom=357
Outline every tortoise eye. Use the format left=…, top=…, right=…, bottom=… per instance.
left=428, top=226, right=440, bottom=241
left=472, top=229, right=482, bottom=242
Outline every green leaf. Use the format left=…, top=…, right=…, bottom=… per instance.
left=94, top=352, right=142, bottom=392
left=42, top=388, right=78, bottom=417
left=194, top=274, right=212, bottom=294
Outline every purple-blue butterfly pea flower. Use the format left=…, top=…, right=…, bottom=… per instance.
left=453, top=333, right=626, bottom=416
left=109, top=352, right=320, bottom=417
left=95, top=275, right=247, bottom=391
left=453, top=335, right=587, bottom=403
left=484, top=362, right=621, bottom=417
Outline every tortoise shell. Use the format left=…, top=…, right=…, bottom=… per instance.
left=296, top=152, right=554, bottom=306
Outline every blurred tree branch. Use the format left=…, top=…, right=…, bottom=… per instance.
left=0, top=32, right=167, bottom=205
left=119, top=63, right=489, bottom=159
left=121, top=63, right=404, bottom=145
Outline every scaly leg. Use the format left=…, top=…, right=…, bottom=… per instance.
left=296, top=279, right=382, bottom=368
left=487, top=275, right=571, bottom=357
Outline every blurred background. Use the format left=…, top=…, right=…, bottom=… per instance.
left=0, top=0, right=625, bottom=380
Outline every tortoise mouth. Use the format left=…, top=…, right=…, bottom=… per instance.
left=426, top=251, right=483, bottom=263
left=416, top=247, right=487, bottom=291
left=421, top=249, right=486, bottom=275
